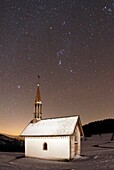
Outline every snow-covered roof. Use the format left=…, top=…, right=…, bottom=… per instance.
left=21, top=116, right=81, bottom=137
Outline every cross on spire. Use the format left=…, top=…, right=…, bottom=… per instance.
left=37, top=75, right=40, bottom=85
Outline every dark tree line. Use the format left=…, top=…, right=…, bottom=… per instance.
left=83, top=119, right=114, bottom=138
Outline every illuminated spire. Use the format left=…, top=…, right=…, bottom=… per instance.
left=34, top=75, right=42, bottom=121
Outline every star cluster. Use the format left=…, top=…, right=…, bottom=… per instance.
left=0, top=0, right=114, bottom=135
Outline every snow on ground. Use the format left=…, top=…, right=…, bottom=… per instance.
left=0, top=133, right=114, bottom=170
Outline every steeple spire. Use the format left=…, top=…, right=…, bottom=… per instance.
left=34, top=75, right=42, bottom=122
left=35, top=75, right=41, bottom=103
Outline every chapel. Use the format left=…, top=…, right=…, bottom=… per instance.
left=21, top=78, right=84, bottom=161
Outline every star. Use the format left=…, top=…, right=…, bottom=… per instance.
left=18, top=85, right=21, bottom=89
left=58, top=60, right=62, bottom=65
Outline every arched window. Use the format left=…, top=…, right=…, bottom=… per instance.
left=43, top=142, right=48, bottom=150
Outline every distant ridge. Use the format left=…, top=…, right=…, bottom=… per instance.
left=0, top=133, right=24, bottom=140
left=83, top=118, right=114, bottom=137
left=0, top=134, right=24, bottom=152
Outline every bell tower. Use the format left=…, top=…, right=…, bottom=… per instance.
left=33, top=75, right=42, bottom=122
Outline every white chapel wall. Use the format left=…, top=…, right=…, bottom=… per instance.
left=70, top=135, right=75, bottom=159
left=76, top=125, right=81, bottom=155
left=25, top=136, right=70, bottom=160
left=70, top=125, right=81, bottom=158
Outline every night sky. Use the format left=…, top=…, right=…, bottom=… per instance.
left=0, top=0, right=114, bottom=135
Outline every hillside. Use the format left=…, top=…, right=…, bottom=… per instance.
left=0, top=134, right=24, bottom=152
left=83, top=119, right=114, bottom=137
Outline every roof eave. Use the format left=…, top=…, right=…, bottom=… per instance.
left=20, top=134, right=72, bottom=137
